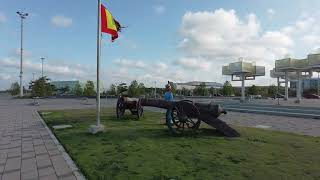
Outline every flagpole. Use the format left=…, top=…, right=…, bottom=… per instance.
left=90, top=0, right=104, bottom=134
left=97, top=0, right=101, bottom=127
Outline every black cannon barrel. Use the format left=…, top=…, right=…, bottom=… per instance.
left=140, top=98, right=176, bottom=109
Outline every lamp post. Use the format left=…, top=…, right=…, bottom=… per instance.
left=40, top=57, right=45, bottom=77
left=17, top=11, right=28, bottom=97
left=154, top=81, right=157, bottom=99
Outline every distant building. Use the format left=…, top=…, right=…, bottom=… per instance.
left=175, top=81, right=223, bottom=90
left=290, top=78, right=320, bottom=92
left=51, top=81, right=80, bottom=91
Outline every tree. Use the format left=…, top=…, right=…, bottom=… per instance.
left=74, top=83, right=83, bottom=96
left=108, top=84, right=117, bottom=96
left=221, top=81, right=234, bottom=96
left=268, top=85, right=277, bottom=97
left=128, top=80, right=139, bottom=97
left=117, top=83, right=127, bottom=95
left=83, top=81, right=95, bottom=97
left=29, top=77, right=54, bottom=97
left=137, top=82, right=145, bottom=96
left=247, top=85, right=260, bottom=95
left=194, top=82, right=208, bottom=96
left=9, top=82, right=20, bottom=96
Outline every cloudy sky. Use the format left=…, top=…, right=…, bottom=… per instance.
left=1, top=0, right=320, bottom=90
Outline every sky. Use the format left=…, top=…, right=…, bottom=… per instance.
left=1, top=0, right=320, bottom=90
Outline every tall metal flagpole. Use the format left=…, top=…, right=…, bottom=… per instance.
left=96, top=0, right=102, bottom=127
left=89, top=0, right=104, bottom=134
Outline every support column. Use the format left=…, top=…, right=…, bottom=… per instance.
left=284, top=71, right=289, bottom=100
left=296, top=71, right=301, bottom=103
left=241, top=74, right=245, bottom=103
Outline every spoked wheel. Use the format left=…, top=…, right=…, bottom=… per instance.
left=116, top=97, right=125, bottom=119
left=136, top=99, right=144, bottom=119
left=167, top=101, right=201, bottom=135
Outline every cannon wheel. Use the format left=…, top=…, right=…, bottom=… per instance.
left=168, top=100, right=201, bottom=135
left=136, top=99, right=144, bottom=119
left=116, top=97, right=125, bottom=119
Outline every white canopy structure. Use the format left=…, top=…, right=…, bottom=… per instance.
left=222, top=60, right=265, bottom=102
left=273, top=53, right=320, bottom=102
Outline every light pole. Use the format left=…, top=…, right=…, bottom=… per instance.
left=154, top=81, right=157, bottom=99
left=17, top=11, right=28, bottom=97
left=40, top=57, right=45, bottom=78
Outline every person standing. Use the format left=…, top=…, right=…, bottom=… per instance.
left=164, top=82, right=174, bottom=125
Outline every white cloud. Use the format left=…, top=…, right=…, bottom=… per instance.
left=114, top=58, right=146, bottom=69
left=51, top=15, right=73, bottom=27
left=0, top=73, right=11, bottom=80
left=0, top=12, right=6, bottom=23
left=267, top=8, right=275, bottom=19
left=153, top=5, right=166, bottom=14
left=175, top=57, right=211, bottom=71
left=0, top=57, right=92, bottom=79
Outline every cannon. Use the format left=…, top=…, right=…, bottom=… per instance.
left=116, top=97, right=240, bottom=137
left=116, top=96, right=143, bottom=119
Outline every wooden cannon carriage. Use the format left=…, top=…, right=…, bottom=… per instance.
left=116, top=97, right=240, bottom=137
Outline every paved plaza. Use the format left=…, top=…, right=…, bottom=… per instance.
left=0, top=93, right=319, bottom=179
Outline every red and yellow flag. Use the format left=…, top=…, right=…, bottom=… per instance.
left=101, top=4, right=121, bottom=41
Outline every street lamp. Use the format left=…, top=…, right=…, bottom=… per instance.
left=40, top=57, right=45, bottom=77
left=17, top=11, right=28, bottom=97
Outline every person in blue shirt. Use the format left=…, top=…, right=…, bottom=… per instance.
left=164, top=83, right=174, bottom=125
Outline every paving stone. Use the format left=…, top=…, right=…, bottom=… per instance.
left=39, top=174, right=58, bottom=180
left=2, top=170, right=20, bottom=180
left=4, top=157, right=21, bottom=172
left=21, top=158, right=37, bottom=173
left=35, top=145, right=48, bottom=155
left=38, top=166, right=55, bottom=177
left=51, top=155, right=73, bottom=177
left=48, top=149, right=61, bottom=157
left=21, top=170, right=38, bottom=180
left=0, top=158, right=7, bottom=165
left=33, top=138, right=44, bottom=146
left=59, top=174, right=77, bottom=180
left=7, top=147, right=21, bottom=158
left=0, top=165, right=4, bottom=174
left=22, top=151, right=36, bottom=160
left=36, top=154, right=52, bottom=168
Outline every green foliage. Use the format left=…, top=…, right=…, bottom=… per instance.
left=128, top=80, right=146, bottom=97
left=247, top=85, right=260, bottom=95
left=222, top=81, right=234, bottom=96
left=128, top=80, right=139, bottom=97
left=74, top=83, right=83, bottom=96
left=194, top=82, right=208, bottom=96
left=117, top=83, right=128, bottom=95
left=83, top=81, right=96, bottom=97
left=29, top=77, right=54, bottom=97
left=42, top=108, right=320, bottom=180
left=108, top=84, right=117, bottom=96
left=9, top=82, right=20, bottom=96
left=268, top=85, right=277, bottom=97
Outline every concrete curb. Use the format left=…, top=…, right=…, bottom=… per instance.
left=224, top=107, right=320, bottom=119
left=35, top=111, right=87, bottom=180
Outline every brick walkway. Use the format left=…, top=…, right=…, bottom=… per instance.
left=0, top=95, right=83, bottom=180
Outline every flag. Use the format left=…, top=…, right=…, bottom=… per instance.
left=101, top=4, right=120, bottom=41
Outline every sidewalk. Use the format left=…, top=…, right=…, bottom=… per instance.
left=0, top=96, right=83, bottom=180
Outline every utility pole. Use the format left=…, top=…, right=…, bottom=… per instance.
left=40, top=57, right=45, bottom=78
left=317, top=71, right=320, bottom=96
left=154, top=81, right=157, bottom=99
left=17, top=11, right=28, bottom=97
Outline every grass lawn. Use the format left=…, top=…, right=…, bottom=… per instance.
left=40, top=108, right=320, bottom=180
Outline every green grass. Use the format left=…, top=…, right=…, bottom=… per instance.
left=40, top=108, right=320, bottom=180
